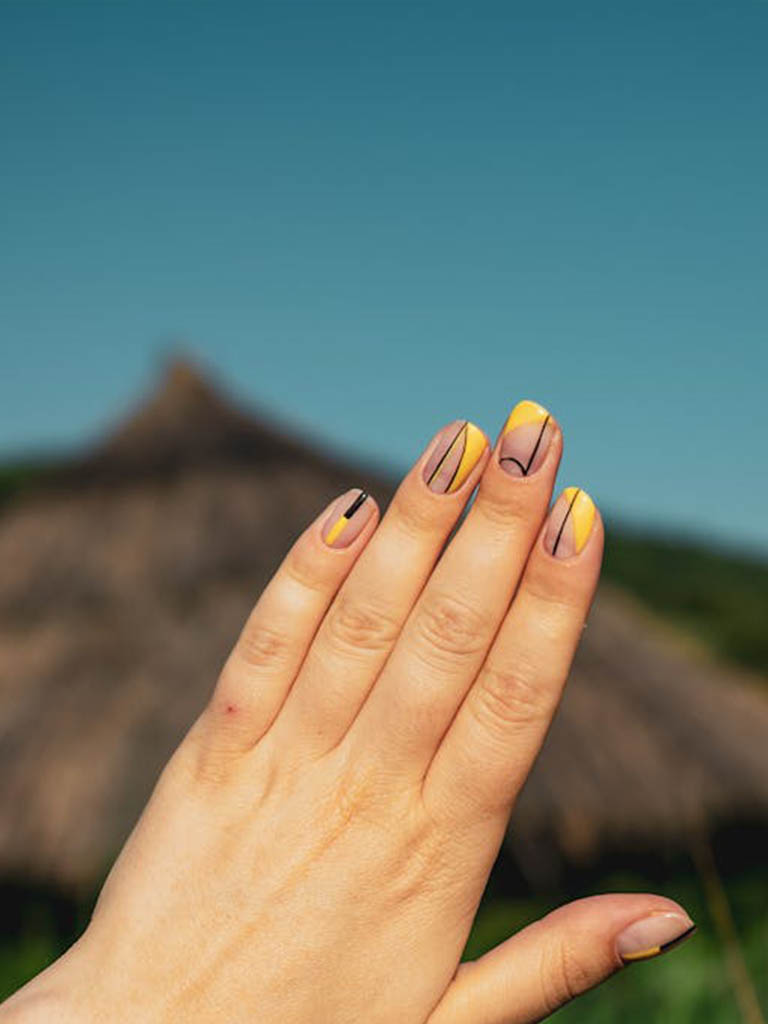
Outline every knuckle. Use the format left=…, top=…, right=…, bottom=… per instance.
left=413, top=592, right=487, bottom=662
left=474, top=487, right=533, bottom=530
left=474, top=660, right=551, bottom=732
left=325, top=590, right=400, bottom=654
left=390, top=490, right=442, bottom=538
left=236, top=622, right=288, bottom=671
left=541, top=939, right=594, bottom=1012
left=524, top=561, right=586, bottom=614
left=284, top=541, right=332, bottom=594
left=388, top=825, right=453, bottom=907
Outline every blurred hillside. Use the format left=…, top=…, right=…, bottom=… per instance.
left=604, top=532, right=768, bottom=680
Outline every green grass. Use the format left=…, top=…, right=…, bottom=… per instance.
left=0, top=931, right=61, bottom=1003
left=0, top=459, right=55, bottom=508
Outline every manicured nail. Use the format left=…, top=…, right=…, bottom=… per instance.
left=422, top=420, right=487, bottom=494
left=544, top=486, right=596, bottom=557
left=322, top=489, right=373, bottom=548
left=616, top=912, right=696, bottom=964
left=499, top=400, right=554, bottom=477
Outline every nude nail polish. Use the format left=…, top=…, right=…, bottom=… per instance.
left=544, top=487, right=596, bottom=557
left=322, top=489, right=373, bottom=548
left=499, top=400, right=554, bottom=477
left=422, top=420, right=487, bottom=494
left=616, top=912, right=696, bottom=964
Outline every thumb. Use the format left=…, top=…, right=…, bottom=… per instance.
left=428, top=894, right=696, bottom=1024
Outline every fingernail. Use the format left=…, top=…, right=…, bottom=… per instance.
left=322, top=489, right=374, bottom=548
left=422, top=420, right=487, bottom=494
left=499, top=400, right=554, bottom=477
left=617, top=911, right=696, bottom=964
left=544, top=487, right=596, bottom=557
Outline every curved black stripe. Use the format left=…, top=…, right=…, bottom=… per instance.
left=551, top=488, right=580, bottom=556
left=499, top=456, right=527, bottom=473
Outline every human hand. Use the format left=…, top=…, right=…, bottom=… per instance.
left=2, top=402, right=694, bottom=1023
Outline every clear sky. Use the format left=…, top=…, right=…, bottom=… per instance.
left=2, top=1, right=767, bottom=552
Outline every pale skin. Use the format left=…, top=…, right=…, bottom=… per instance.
left=1, top=406, right=694, bottom=1023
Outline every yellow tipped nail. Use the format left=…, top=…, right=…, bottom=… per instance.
left=620, top=945, right=664, bottom=963
left=502, top=399, right=550, bottom=435
left=448, top=422, right=486, bottom=492
left=562, top=487, right=595, bottom=554
left=547, top=487, right=596, bottom=557
left=424, top=420, right=487, bottom=494
left=499, top=400, right=554, bottom=477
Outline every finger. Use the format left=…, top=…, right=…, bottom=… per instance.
left=350, top=401, right=561, bottom=771
left=428, top=895, right=696, bottom=1024
left=426, top=487, right=603, bottom=818
left=201, top=487, right=378, bottom=755
left=271, top=420, right=489, bottom=755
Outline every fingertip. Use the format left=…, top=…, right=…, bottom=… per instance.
left=611, top=896, right=696, bottom=966
left=546, top=893, right=696, bottom=966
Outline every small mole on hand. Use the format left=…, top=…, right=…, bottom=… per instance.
left=225, top=703, right=238, bottom=716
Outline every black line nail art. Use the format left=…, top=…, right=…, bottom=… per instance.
left=551, top=487, right=581, bottom=556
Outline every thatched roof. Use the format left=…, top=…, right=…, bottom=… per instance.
left=1, top=360, right=767, bottom=892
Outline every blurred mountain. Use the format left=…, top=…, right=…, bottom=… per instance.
left=1, top=359, right=768, bottom=892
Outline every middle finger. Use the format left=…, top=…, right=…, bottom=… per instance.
left=349, top=400, right=560, bottom=771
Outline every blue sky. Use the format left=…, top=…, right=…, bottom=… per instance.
left=2, top=1, right=767, bottom=551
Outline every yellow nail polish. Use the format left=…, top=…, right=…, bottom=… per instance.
left=502, top=399, right=550, bottom=435
left=448, top=422, right=486, bottom=492
left=324, top=516, right=347, bottom=545
left=548, top=487, right=596, bottom=557
left=562, top=487, right=595, bottom=554
left=617, top=914, right=697, bottom=964
left=620, top=945, right=664, bottom=963
left=499, top=400, right=553, bottom=477
left=322, top=490, right=371, bottom=547
left=620, top=923, right=697, bottom=962
left=423, top=420, right=487, bottom=494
